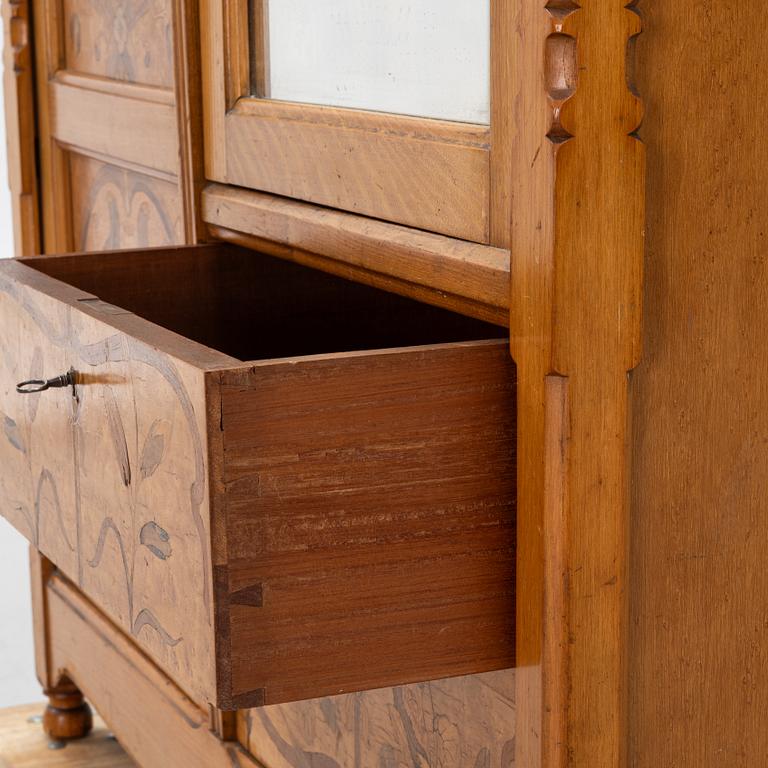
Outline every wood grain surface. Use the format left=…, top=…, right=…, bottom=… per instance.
left=69, top=154, right=183, bottom=250
left=51, top=74, right=179, bottom=176
left=62, top=0, right=174, bottom=88
left=203, top=183, right=510, bottom=326
left=0, top=256, right=219, bottom=707
left=508, top=2, right=645, bottom=767
left=44, top=572, right=261, bottom=768
left=629, top=2, right=768, bottom=766
left=216, top=341, right=516, bottom=706
left=1, top=245, right=516, bottom=713
left=238, top=669, right=516, bottom=768
left=32, top=0, right=197, bottom=252
left=0, top=702, right=134, bottom=768
left=224, top=100, right=491, bottom=242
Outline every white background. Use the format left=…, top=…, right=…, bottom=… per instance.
left=0, top=13, right=41, bottom=708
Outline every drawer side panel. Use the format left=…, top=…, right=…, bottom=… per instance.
left=217, top=341, right=516, bottom=705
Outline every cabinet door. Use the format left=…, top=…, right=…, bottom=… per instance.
left=2, top=0, right=41, bottom=256
left=201, top=0, right=512, bottom=245
left=31, top=0, right=202, bottom=252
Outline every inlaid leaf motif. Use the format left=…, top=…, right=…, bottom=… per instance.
left=139, top=418, right=171, bottom=480
left=500, top=739, right=515, bottom=768
left=2, top=414, right=26, bottom=454
left=36, top=468, right=75, bottom=552
left=25, top=347, right=44, bottom=425
left=473, top=747, right=491, bottom=768
left=140, top=521, right=172, bottom=560
left=104, top=386, right=131, bottom=487
left=132, top=608, right=181, bottom=647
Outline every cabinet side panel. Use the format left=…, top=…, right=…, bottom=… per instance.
left=631, top=3, right=768, bottom=765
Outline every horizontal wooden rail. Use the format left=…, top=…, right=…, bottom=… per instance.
left=50, top=73, right=179, bottom=176
left=203, top=184, right=511, bottom=326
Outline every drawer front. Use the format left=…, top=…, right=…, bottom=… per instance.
left=45, top=571, right=261, bottom=768
left=0, top=261, right=216, bottom=707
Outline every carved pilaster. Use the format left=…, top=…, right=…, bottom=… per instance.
left=510, top=2, right=644, bottom=766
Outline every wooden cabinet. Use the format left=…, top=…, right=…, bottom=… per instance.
left=5, top=1, right=768, bottom=767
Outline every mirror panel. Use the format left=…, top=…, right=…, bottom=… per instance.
left=250, top=0, right=490, bottom=124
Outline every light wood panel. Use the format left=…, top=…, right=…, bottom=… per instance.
left=50, top=75, right=179, bottom=176
left=203, top=183, right=510, bottom=326
left=32, top=0, right=199, bottom=252
left=70, top=154, right=184, bottom=250
left=224, top=102, right=491, bottom=243
left=0, top=703, right=134, bottom=768
left=508, top=2, right=644, bottom=767
left=238, top=669, right=516, bottom=768
left=2, top=0, right=40, bottom=256
left=630, top=3, right=768, bottom=766
left=62, top=0, right=174, bottom=88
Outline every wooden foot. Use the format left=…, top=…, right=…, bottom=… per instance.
left=43, top=682, right=93, bottom=741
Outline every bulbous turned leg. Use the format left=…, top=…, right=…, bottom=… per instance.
left=43, top=682, right=93, bottom=741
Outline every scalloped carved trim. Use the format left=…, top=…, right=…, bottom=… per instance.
left=511, top=2, right=646, bottom=767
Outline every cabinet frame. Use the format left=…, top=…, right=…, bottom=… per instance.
left=30, top=0, right=202, bottom=252
left=2, top=0, right=653, bottom=765
left=200, top=0, right=512, bottom=245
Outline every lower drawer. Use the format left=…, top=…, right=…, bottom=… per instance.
left=0, top=244, right=516, bottom=708
left=44, top=570, right=261, bottom=767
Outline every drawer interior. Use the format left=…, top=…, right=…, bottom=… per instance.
left=24, top=244, right=507, bottom=361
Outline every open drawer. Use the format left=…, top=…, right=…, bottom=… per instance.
left=0, top=244, right=515, bottom=709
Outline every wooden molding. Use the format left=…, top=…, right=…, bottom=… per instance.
left=203, top=183, right=510, bottom=326
left=29, top=548, right=56, bottom=688
left=171, top=0, right=207, bottom=243
left=510, top=3, right=644, bottom=767
left=49, top=75, right=180, bottom=176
